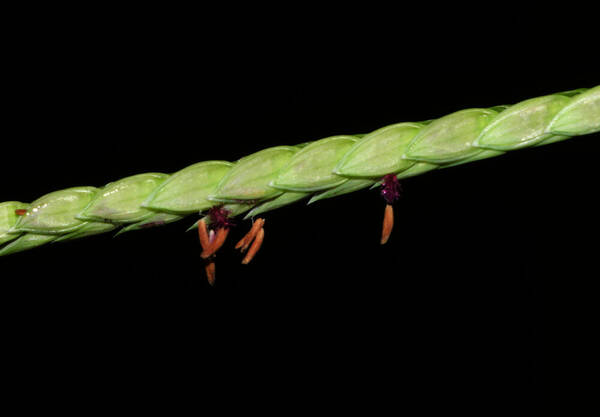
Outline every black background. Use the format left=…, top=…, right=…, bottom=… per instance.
left=1, top=15, right=597, bottom=410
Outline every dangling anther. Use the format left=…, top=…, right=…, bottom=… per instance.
left=201, top=227, right=230, bottom=259
left=380, top=174, right=401, bottom=245
left=205, top=260, right=216, bottom=286
left=199, top=205, right=234, bottom=259
left=381, top=204, right=394, bottom=245
left=198, top=219, right=210, bottom=251
left=199, top=222, right=217, bottom=284
left=235, top=218, right=265, bottom=252
left=242, top=227, right=264, bottom=265
left=197, top=206, right=235, bottom=285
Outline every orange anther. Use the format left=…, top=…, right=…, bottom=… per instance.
left=235, top=218, right=265, bottom=252
left=15, top=209, right=27, bottom=216
left=201, top=227, right=230, bottom=259
left=205, top=260, right=216, bottom=286
left=380, top=204, right=394, bottom=245
left=242, top=227, right=264, bottom=265
left=198, top=219, right=210, bottom=251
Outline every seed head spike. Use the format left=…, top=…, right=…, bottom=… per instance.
left=1, top=86, right=598, bottom=268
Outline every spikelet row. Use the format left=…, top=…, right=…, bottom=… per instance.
left=1, top=86, right=598, bottom=258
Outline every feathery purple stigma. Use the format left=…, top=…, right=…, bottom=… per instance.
left=381, top=174, right=401, bottom=204
left=208, top=205, right=235, bottom=229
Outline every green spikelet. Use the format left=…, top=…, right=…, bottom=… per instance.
left=54, top=222, right=117, bottom=242
left=209, top=146, right=297, bottom=202
left=143, top=161, right=233, bottom=214
left=474, top=94, right=571, bottom=150
left=404, top=108, right=498, bottom=164
left=78, top=173, right=168, bottom=223
left=272, top=136, right=357, bottom=192
left=0, top=233, right=58, bottom=256
left=548, top=85, right=600, bottom=135
left=334, top=123, right=422, bottom=177
left=12, top=187, right=98, bottom=235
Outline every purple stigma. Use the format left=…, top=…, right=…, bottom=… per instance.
left=208, top=205, right=235, bottom=229
left=381, top=174, right=401, bottom=204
